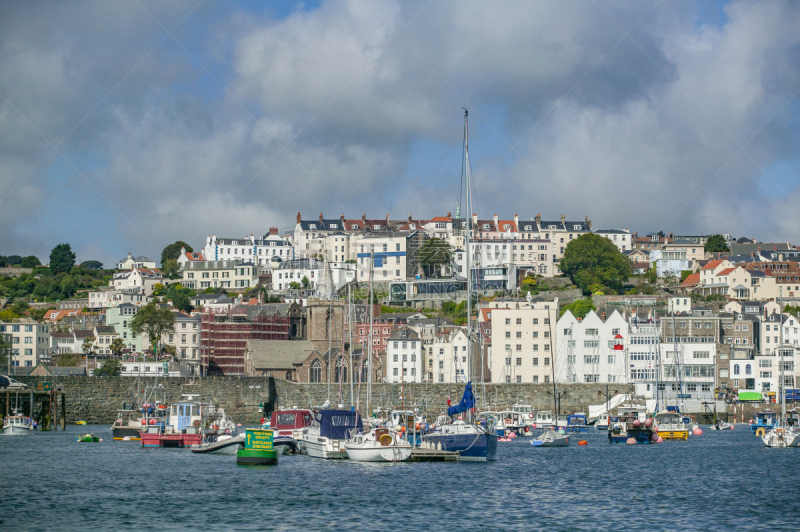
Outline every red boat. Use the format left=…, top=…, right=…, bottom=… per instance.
left=263, top=409, right=313, bottom=439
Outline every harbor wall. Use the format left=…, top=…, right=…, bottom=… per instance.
left=10, top=375, right=777, bottom=424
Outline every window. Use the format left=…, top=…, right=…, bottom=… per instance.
left=533, top=318, right=538, bottom=325
left=544, top=358, right=550, bottom=366
left=505, top=331, right=511, bottom=338
left=533, top=344, right=538, bottom=351
left=533, top=358, right=539, bottom=366
left=516, top=318, right=522, bottom=325
left=310, top=360, right=322, bottom=383
left=505, top=318, right=511, bottom=325
left=516, top=358, right=522, bottom=366
left=516, top=331, right=522, bottom=338
left=393, top=354, right=398, bottom=362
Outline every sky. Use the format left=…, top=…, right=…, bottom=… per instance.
left=1, top=0, right=799, bottom=268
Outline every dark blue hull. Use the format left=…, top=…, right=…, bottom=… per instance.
left=565, top=426, right=588, bottom=434
left=609, top=429, right=654, bottom=444
left=423, top=432, right=498, bottom=461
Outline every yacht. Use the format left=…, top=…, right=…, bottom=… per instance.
left=534, top=410, right=554, bottom=428
left=302, top=409, right=362, bottom=459
left=345, top=427, right=412, bottom=462
left=565, top=413, right=588, bottom=434
left=264, top=408, right=313, bottom=440
left=512, top=404, right=536, bottom=427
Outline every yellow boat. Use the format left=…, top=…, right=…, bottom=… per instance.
left=76, top=421, right=87, bottom=425
left=654, top=412, right=688, bottom=440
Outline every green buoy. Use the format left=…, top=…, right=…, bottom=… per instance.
left=237, top=428, right=278, bottom=466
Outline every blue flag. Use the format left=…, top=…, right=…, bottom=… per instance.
left=447, top=381, right=475, bottom=417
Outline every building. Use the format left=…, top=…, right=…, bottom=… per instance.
left=425, top=327, right=472, bottom=383
left=488, top=300, right=558, bottom=383
left=92, top=325, right=119, bottom=355
left=202, top=229, right=293, bottom=266
left=116, top=253, right=157, bottom=270
left=555, top=310, right=628, bottom=384
left=271, top=258, right=355, bottom=295
left=0, top=320, right=51, bottom=367
left=180, top=260, right=257, bottom=291
left=110, top=268, right=163, bottom=295
left=244, top=339, right=316, bottom=380
left=105, top=304, right=146, bottom=353
left=200, top=305, right=290, bottom=375
left=355, top=233, right=407, bottom=282
left=594, top=229, right=632, bottom=252
left=385, top=326, right=423, bottom=383
left=159, top=313, right=202, bottom=376
left=176, top=247, right=206, bottom=268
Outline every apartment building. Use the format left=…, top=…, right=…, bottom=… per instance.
left=555, top=310, right=628, bottom=384
left=594, top=229, right=632, bottom=252
left=181, top=260, right=257, bottom=290
left=489, top=301, right=558, bottom=383
left=0, top=319, right=51, bottom=367
left=203, top=229, right=293, bottom=266
left=356, top=233, right=407, bottom=282
left=385, top=326, right=422, bottom=383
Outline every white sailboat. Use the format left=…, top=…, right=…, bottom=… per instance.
left=344, top=427, right=412, bottom=462
left=762, top=308, right=799, bottom=448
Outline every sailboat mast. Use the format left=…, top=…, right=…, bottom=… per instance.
left=327, top=260, right=333, bottom=401
left=348, top=283, right=354, bottom=408
left=367, top=253, right=374, bottom=415
left=463, top=109, right=472, bottom=388
left=779, top=295, right=785, bottom=426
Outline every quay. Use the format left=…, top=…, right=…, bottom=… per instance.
left=2, top=382, right=67, bottom=431
left=409, top=448, right=460, bottom=462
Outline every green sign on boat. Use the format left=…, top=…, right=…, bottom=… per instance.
left=245, top=428, right=273, bottom=451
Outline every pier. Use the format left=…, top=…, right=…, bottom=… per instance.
left=409, top=448, right=460, bottom=462
left=2, top=382, right=67, bottom=430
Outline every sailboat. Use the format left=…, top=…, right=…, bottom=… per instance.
left=762, top=310, right=799, bottom=448
left=419, top=110, right=497, bottom=462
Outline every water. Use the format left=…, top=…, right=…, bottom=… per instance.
left=1, top=425, right=797, bottom=531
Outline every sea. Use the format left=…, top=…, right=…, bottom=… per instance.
left=0, top=424, right=797, bottom=531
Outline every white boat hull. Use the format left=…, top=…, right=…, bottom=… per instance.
left=3, top=425, right=33, bottom=435
left=302, top=438, right=348, bottom=459
left=345, top=444, right=412, bottom=462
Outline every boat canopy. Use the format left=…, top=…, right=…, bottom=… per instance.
left=316, top=410, right=362, bottom=440
left=447, top=382, right=475, bottom=417
left=567, top=414, right=587, bottom=425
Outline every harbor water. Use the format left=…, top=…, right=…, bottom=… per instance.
left=1, top=425, right=797, bottom=531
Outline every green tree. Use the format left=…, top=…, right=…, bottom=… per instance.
left=560, top=298, right=596, bottom=318
left=203, top=287, right=218, bottom=294
left=161, top=241, right=193, bottom=265
left=152, top=283, right=166, bottom=297
left=161, top=258, right=180, bottom=279
left=21, top=255, right=41, bottom=268
left=289, top=281, right=301, bottom=290
left=301, top=276, right=310, bottom=288
left=0, top=336, right=10, bottom=368
left=60, top=275, right=76, bottom=298
left=559, top=234, right=632, bottom=295
left=94, top=358, right=123, bottom=377
left=56, top=353, right=82, bottom=366
left=162, top=344, right=177, bottom=358
left=704, top=234, right=730, bottom=253
left=129, top=301, right=175, bottom=355
left=82, top=336, right=96, bottom=356
left=110, top=337, right=125, bottom=358
left=49, top=243, right=76, bottom=275
left=170, top=290, right=193, bottom=313
left=416, top=238, right=452, bottom=278
left=80, top=260, right=103, bottom=270
left=0, top=309, right=19, bottom=322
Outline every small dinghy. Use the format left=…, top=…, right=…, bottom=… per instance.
left=77, top=433, right=100, bottom=442
left=190, top=435, right=244, bottom=455
left=531, top=430, right=569, bottom=448
left=711, top=420, right=734, bottom=430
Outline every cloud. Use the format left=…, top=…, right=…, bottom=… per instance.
left=0, top=0, right=799, bottom=267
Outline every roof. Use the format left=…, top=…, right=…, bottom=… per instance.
left=184, top=251, right=205, bottom=261
left=594, top=229, right=629, bottom=234
left=134, top=256, right=153, bottom=262
left=94, top=326, right=117, bottom=334
left=716, top=268, right=735, bottom=276
left=681, top=273, right=700, bottom=287
left=247, top=340, right=315, bottom=370
left=667, top=239, right=700, bottom=246
left=73, top=329, right=95, bottom=339
left=388, top=326, right=420, bottom=341
left=429, top=216, right=451, bottom=222
left=701, top=260, right=724, bottom=271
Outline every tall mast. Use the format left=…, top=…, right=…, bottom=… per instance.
left=327, top=260, right=333, bottom=402
left=348, top=283, right=354, bottom=408
left=779, top=294, right=785, bottom=427
left=463, top=109, right=472, bottom=387
left=367, top=253, right=374, bottom=415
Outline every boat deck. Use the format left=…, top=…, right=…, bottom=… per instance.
left=409, top=448, right=460, bottom=462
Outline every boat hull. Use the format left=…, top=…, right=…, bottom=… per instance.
left=531, top=438, right=569, bottom=447
left=609, top=429, right=654, bottom=444
left=190, top=436, right=244, bottom=455
left=3, top=425, right=32, bottom=435
left=344, top=445, right=412, bottom=462
left=302, top=438, right=348, bottom=459
left=659, top=430, right=688, bottom=440
left=422, top=432, right=497, bottom=462
left=565, top=426, right=588, bottom=434
left=112, top=427, right=142, bottom=440
left=236, top=449, right=278, bottom=466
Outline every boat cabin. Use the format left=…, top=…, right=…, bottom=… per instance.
left=534, top=410, right=553, bottom=425
left=269, top=409, right=313, bottom=437
left=167, top=402, right=207, bottom=433
left=567, top=413, right=588, bottom=427
left=655, top=412, right=682, bottom=426
left=4, top=415, right=31, bottom=428
left=313, top=409, right=363, bottom=441
left=498, top=411, right=526, bottom=428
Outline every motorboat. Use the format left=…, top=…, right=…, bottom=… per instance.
left=531, top=430, right=569, bottom=447
left=533, top=410, right=554, bottom=429
left=512, top=404, right=536, bottom=427
left=345, top=427, right=412, bottom=462
left=711, top=420, right=734, bottom=431
left=596, top=413, right=610, bottom=431
left=262, top=408, right=313, bottom=440
left=302, top=409, right=363, bottom=460
left=555, top=414, right=569, bottom=430
left=609, top=411, right=657, bottom=444
left=751, top=410, right=778, bottom=435
left=3, top=413, right=33, bottom=435
left=77, top=433, right=100, bottom=442
left=762, top=426, right=800, bottom=448
left=654, top=412, right=688, bottom=440
left=112, top=406, right=150, bottom=440
left=565, top=413, right=588, bottom=434
left=273, top=435, right=300, bottom=455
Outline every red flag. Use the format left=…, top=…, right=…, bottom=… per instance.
left=447, top=395, right=451, bottom=407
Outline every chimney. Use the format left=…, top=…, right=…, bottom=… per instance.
left=535, top=213, right=541, bottom=225
left=447, top=212, right=451, bottom=218
left=560, top=214, right=565, bottom=226
left=269, top=227, right=278, bottom=236
left=319, top=213, right=324, bottom=224
left=409, top=214, right=413, bottom=221
left=669, top=232, right=673, bottom=240
left=780, top=253, right=784, bottom=261
left=362, top=213, right=367, bottom=222
left=514, top=213, right=519, bottom=227
left=586, top=216, right=592, bottom=230
left=386, top=214, right=389, bottom=223
left=340, top=213, right=345, bottom=224
left=297, top=212, right=302, bottom=224
left=472, top=213, right=478, bottom=226
left=180, top=246, right=186, bottom=255
left=493, top=213, right=498, bottom=227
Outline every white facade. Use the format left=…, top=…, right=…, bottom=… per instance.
left=116, top=253, right=156, bottom=270
left=110, top=268, right=163, bottom=296
left=272, top=260, right=355, bottom=296
left=426, top=328, right=470, bottom=384
left=649, top=249, right=691, bottom=278
left=356, top=233, right=407, bottom=282
left=181, top=260, right=256, bottom=290
left=455, top=238, right=555, bottom=278
left=555, top=310, right=629, bottom=384
left=120, top=361, right=181, bottom=377
left=489, top=303, right=558, bottom=383
left=386, top=328, right=422, bottom=383
left=594, top=229, right=632, bottom=252
left=659, top=342, right=717, bottom=399
left=627, top=321, right=660, bottom=385
left=203, top=232, right=293, bottom=267
left=0, top=320, right=51, bottom=367
left=88, top=289, right=150, bottom=309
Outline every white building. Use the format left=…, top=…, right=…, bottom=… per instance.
left=594, top=229, right=632, bottom=252
left=425, top=328, right=471, bottom=383
left=649, top=249, right=691, bottom=278
left=0, top=320, right=51, bottom=367
left=88, top=288, right=150, bottom=309
left=488, top=300, right=558, bottom=383
left=110, top=268, right=164, bottom=296
left=120, top=361, right=181, bottom=377
left=454, top=238, right=555, bottom=278
left=386, top=326, right=422, bottom=383
left=271, top=258, right=355, bottom=296
left=659, top=342, right=717, bottom=400
left=627, top=320, right=660, bottom=385
left=180, top=260, right=257, bottom=290
left=116, top=253, right=157, bottom=270
left=202, top=230, right=293, bottom=267
left=555, top=310, right=629, bottom=384
left=356, top=233, right=407, bottom=282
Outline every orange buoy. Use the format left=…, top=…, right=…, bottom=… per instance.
left=626, top=438, right=637, bottom=444
left=578, top=440, right=588, bottom=446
